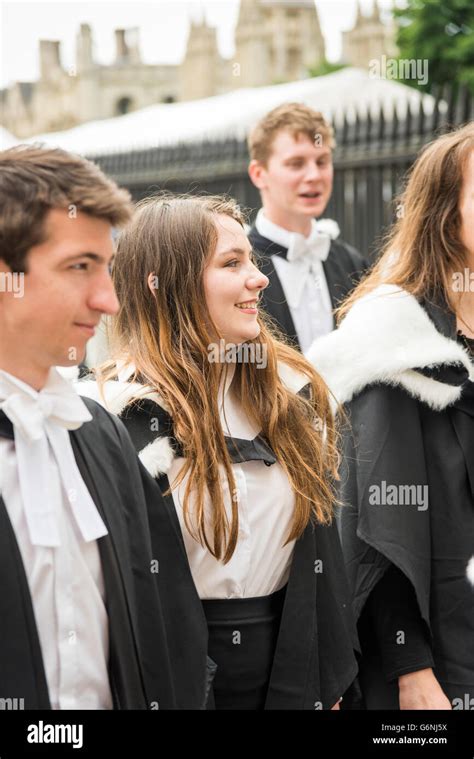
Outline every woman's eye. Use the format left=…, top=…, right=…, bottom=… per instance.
left=225, top=260, right=239, bottom=268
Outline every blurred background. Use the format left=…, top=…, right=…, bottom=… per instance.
left=1, top=0, right=473, bottom=258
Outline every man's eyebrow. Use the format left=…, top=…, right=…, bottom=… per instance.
left=284, top=150, right=332, bottom=160
left=62, top=252, right=113, bottom=264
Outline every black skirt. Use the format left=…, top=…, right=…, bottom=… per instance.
left=202, top=585, right=287, bottom=710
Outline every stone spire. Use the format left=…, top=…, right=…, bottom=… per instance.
left=236, top=0, right=264, bottom=32
left=371, top=0, right=381, bottom=21
left=39, top=40, right=63, bottom=81
left=76, top=24, right=94, bottom=74
left=234, top=0, right=269, bottom=87
left=180, top=15, right=221, bottom=100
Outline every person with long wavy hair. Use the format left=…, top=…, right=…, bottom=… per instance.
left=79, top=193, right=358, bottom=710
left=0, top=146, right=209, bottom=711
left=308, top=122, right=474, bottom=710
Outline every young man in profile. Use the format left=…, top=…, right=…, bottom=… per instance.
left=0, top=146, right=208, bottom=710
left=248, top=103, right=368, bottom=352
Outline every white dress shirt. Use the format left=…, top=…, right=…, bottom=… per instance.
left=0, top=369, right=113, bottom=710
left=168, top=363, right=306, bottom=600
left=255, top=209, right=336, bottom=352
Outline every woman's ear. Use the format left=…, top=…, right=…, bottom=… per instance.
left=147, top=272, right=159, bottom=295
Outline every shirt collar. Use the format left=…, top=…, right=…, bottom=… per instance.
left=218, top=361, right=236, bottom=402
left=255, top=209, right=293, bottom=248
left=255, top=209, right=340, bottom=253
left=0, top=366, right=79, bottom=402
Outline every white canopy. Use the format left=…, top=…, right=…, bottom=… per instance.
left=24, top=67, right=435, bottom=156
left=0, top=126, right=19, bottom=149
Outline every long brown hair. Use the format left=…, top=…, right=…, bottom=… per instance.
left=97, top=193, right=338, bottom=562
left=338, top=122, right=474, bottom=321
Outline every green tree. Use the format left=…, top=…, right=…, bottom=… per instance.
left=307, top=61, right=348, bottom=78
left=394, top=0, right=474, bottom=92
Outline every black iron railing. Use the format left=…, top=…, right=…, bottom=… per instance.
left=90, top=83, right=473, bottom=258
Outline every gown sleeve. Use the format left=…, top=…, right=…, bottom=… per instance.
left=337, top=382, right=433, bottom=629
left=366, top=563, right=434, bottom=682
left=107, top=407, right=211, bottom=709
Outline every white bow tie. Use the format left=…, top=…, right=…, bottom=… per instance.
left=0, top=369, right=108, bottom=547
left=287, top=229, right=331, bottom=264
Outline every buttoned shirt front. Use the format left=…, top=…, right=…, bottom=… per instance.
left=168, top=363, right=299, bottom=600
left=255, top=210, right=336, bottom=351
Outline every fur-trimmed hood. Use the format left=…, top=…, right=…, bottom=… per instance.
left=307, top=286, right=474, bottom=589
left=307, top=284, right=474, bottom=410
left=75, top=361, right=310, bottom=479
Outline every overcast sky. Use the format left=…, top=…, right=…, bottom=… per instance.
left=0, top=0, right=399, bottom=89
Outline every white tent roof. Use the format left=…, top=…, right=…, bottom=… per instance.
left=24, top=68, right=435, bottom=156
left=0, top=126, right=19, bottom=149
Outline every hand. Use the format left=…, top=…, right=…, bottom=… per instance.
left=398, top=668, right=452, bottom=710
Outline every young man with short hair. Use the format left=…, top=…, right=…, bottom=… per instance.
left=0, top=146, right=208, bottom=710
left=248, top=103, right=368, bottom=352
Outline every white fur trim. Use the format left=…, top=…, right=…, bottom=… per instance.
left=74, top=364, right=319, bottom=477
left=307, top=285, right=474, bottom=410
left=76, top=379, right=166, bottom=416
left=467, top=557, right=474, bottom=587
left=138, top=436, right=175, bottom=478
left=277, top=361, right=310, bottom=394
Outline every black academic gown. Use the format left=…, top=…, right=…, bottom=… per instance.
left=248, top=225, right=368, bottom=348
left=337, top=302, right=474, bottom=708
left=117, top=393, right=359, bottom=710
left=0, top=398, right=210, bottom=710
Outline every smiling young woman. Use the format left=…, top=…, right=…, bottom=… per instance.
left=79, top=193, right=359, bottom=710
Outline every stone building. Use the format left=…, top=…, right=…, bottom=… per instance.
left=1, top=25, right=180, bottom=138
left=1, top=0, right=395, bottom=138
left=1, top=0, right=329, bottom=137
left=342, top=1, right=398, bottom=69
